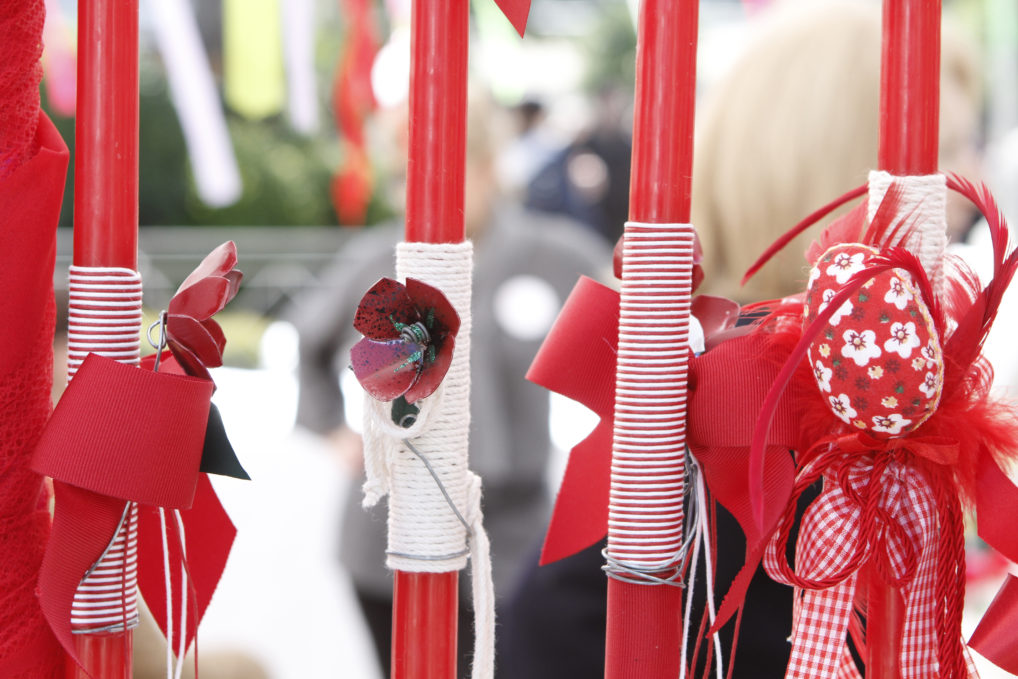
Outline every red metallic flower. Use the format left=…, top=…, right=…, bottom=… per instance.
left=351, top=277, right=460, bottom=403
left=165, top=241, right=243, bottom=381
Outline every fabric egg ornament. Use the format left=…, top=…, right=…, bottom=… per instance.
left=804, top=243, right=944, bottom=438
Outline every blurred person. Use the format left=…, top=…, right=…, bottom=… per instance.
left=524, top=87, right=633, bottom=246
left=288, top=92, right=611, bottom=679
left=692, top=0, right=982, bottom=304
left=500, top=3, right=985, bottom=679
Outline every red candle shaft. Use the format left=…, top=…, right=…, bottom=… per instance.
left=608, top=1, right=698, bottom=677
left=866, top=563, right=905, bottom=679
left=73, top=0, right=139, bottom=270
left=67, top=632, right=132, bottom=679
left=394, top=2, right=467, bottom=677
left=392, top=571, right=459, bottom=679
left=606, top=580, right=684, bottom=679
left=69, top=1, right=138, bottom=673
left=878, top=0, right=941, bottom=175
left=628, top=0, right=698, bottom=224
left=404, top=0, right=468, bottom=244
left=869, top=1, right=941, bottom=676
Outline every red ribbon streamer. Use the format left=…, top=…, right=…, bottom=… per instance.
left=32, top=353, right=234, bottom=664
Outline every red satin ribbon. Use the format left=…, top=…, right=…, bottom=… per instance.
left=32, top=353, right=234, bottom=663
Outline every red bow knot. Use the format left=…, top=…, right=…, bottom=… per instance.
left=762, top=454, right=960, bottom=679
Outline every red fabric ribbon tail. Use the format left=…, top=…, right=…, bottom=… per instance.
left=526, top=277, right=618, bottom=564
left=36, top=482, right=130, bottom=671
left=137, top=475, right=237, bottom=655
left=539, top=422, right=611, bottom=564
left=969, top=573, right=1018, bottom=674
left=974, top=447, right=1018, bottom=564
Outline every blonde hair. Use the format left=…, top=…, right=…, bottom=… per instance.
left=692, top=2, right=980, bottom=302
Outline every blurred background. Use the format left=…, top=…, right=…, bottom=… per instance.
left=39, top=0, right=1018, bottom=676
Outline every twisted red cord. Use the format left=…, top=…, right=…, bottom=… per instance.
left=934, top=478, right=966, bottom=678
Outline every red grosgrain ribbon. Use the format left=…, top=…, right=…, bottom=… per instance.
left=970, top=573, right=1018, bottom=674
left=32, top=353, right=215, bottom=662
left=526, top=276, right=618, bottom=563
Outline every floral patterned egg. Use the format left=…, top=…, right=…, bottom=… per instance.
left=804, top=243, right=944, bottom=438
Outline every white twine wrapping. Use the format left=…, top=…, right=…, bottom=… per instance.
left=867, top=171, right=948, bottom=295
left=68, top=265, right=143, bottom=633
left=606, top=222, right=694, bottom=577
left=361, top=241, right=496, bottom=679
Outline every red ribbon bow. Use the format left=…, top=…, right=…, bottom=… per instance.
left=33, top=244, right=245, bottom=667
left=528, top=270, right=1018, bottom=673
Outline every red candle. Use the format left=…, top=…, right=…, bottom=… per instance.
left=628, top=0, right=697, bottom=224
left=68, top=0, right=139, bottom=675
left=607, top=1, right=698, bottom=678
left=393, top=1, right=468, bottom=677
left=878, top=0, right=941, bottom=175
left=73, top=0, right=139, bottom=270
left=404, top=0, right=468, bottom=244
left=869, top=2, right=942, bottom=677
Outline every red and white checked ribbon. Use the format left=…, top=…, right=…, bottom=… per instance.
left=67, top=265, right=143, bottom=633
left=762, top=453, right=977, bottom=679
left=606, top=222, right=694, bottom=576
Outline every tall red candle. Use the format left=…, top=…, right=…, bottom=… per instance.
left=392, top=1, right=468, bottom=677
left=878, top=0, right=941, bottom=175
left=404, top=0, right=468, bottom=244
left=869, top=2, right=941, bottom=677
left=628, top=0, right=697, bottom=225
left=606, top=1, right=698, bottom=678
left=68, top=0, right=139, bottom=676
left=73, top=0, right=139, bottom=270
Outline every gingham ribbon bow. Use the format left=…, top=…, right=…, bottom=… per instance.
left=762, top=450, right=976, bottom=679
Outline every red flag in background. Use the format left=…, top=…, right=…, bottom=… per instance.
left=0, top=1, right=70, bottom=677
left=331, top=0, right=379, bottom=225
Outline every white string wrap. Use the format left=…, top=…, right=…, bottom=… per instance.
left=360, top=241, right=496, bottom=679
left=68, top=265, right=143, bottom=633
left=606, top=222, right=694, bottom=576
left=867, top=171, right=948, bottom=295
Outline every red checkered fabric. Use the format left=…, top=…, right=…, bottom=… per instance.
left=763, top=454, right=975, bottom=679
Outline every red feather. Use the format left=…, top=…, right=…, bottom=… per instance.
left=743, top=183, right=868, bottom=285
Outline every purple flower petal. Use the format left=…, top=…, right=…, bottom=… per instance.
left=406, top=278, right=460, bottom=338
left=403, top=334, right=455, bottom=403
left=351, top=337, right=423, bottom=401
left=354, top=278, right=420, bottom=340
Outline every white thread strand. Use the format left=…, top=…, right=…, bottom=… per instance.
left=607, top=223, right=693, bottom=574
left=68, top=266, right=142, bottom=634
left=161, top=509, right=173, bottom=679
left=174, top=509, right=188, bottom=679
left=360, top=242, right=495, bottom=679
left=867, top=171, right=947, bottom=295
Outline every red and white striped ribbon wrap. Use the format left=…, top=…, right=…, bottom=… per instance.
left=606, top=222, right=694, bottom=575
left=67, top=265, right=143, bottom=633
left=762, top=457, right=977, bottom=679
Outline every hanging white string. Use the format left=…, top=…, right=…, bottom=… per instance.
left=160, top=508, right=174, bottom=679
left=677, top=458, right=724, bottom=679
left=174, top=509, right=188, bottom=679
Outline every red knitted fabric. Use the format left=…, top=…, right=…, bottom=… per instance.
left=0, top=0, right=44, bottom=179
left=1, top=0, right=64, bottom=675
left=0, top=303, right=62, bottom=679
